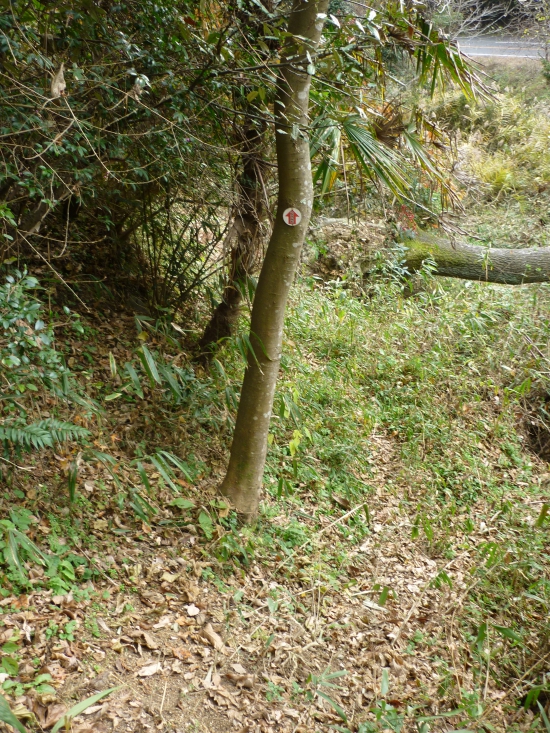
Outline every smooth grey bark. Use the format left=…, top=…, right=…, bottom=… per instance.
left=220, top=0, right=329, bottom=519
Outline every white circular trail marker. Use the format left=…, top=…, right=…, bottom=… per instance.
left=283, top=207, right=302, bottom=226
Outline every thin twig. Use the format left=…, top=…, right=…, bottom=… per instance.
left=19, top=233, right=90, bottom=311
left=268, top=502, right=367, bottom=578
left=159, top=678, right=168, bottom=718
left=0, top=456, right=34, bottom=471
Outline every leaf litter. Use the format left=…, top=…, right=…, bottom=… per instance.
left=1, top=466, right=545, bottom=733
left=0, top=280, right=548, bottom=733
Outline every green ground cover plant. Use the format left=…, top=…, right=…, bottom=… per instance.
left=0, top=44, right=550, bottom=733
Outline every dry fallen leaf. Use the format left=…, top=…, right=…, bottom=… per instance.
left=172, top=647, right=193, bottom=661
left=141, top=631, right=159, bottom=650
left=175, top=615, right=194, bottom=627
left=363, top=599, right=388, bottom=614
left=128, top=629, right=159, bottom=649
left=82, top=704, right=105, bottom=716
left=202, top=665, right=214, bottom=689
left=185, top=604, right=200, bottom=617
left=97, top=618, right=111, bottom=634
left=332, top=494, right=351, bottom=510
left=136, top=662, right=162, bottom=677
left=140, top=590, right=165, bottom=607
left=44, top=703, right=67, bottom=729
left=152, top=616, right=172, bottom=629
left=181, top=583, right=200, bottom=602
left=161, top=572, right=178, bottom=583
left=208, top=686, right=237, bottom=708
left=113, top=596, right=126, bottom=615
left=10, top=703, right=35, bottom=724
left=201, top=623, right=225, bottom=653
left=225, top=672, right=254, bottom=688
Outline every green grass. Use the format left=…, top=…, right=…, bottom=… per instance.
left=208, top=268, right=549, bottom=728
left=253, top=276, right=546, bottom=512
left=1, top=57, right=549, bottom=730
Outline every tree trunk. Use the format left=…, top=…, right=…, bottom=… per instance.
left=398, top=231, right=550, bottom=285
left=219, top=0, right=329, bottom=519
left=198, top=122, right=267, bottom=361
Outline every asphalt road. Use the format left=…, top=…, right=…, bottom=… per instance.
left=457, top=36, right=545, bottom=59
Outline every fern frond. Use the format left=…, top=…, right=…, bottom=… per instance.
left=0, top=419, right=90, bottom=450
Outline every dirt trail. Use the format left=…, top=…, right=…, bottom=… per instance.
left=2, top=429, right=542, bottom=733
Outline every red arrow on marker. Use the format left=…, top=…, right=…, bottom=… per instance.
left=285, top=209, right=299, bottom=225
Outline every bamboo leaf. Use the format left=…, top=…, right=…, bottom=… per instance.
left=159, top=365, right=183, bottom=401
left=156, top=451, right=193, bottom=482
left=109, top=352, right=117, bottom=378
left=0, top=694, right=26, bottom=733
left=492, top=625, right=522, bottom=644
left=536, top=503, right=549, bottom=527
left=68, top=461, right=78, bottom=503
left=136, top=462, right=152, bottom=495
left=316, top=690, right=347, bottom=722
left=137, top=345, right=161, bottom=387
left=538, top=701, right=550, bottom=732
left=149, top=454, right=179, bottom=493
left=51, top=687, right=121, bottom=733
left=380, top=667, right=389, bottom=696
left=125, top=362, right=144, bottom=399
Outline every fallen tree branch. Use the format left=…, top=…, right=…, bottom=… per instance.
left=397, top=231, right=550, bottom=285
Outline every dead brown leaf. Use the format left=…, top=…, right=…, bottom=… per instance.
left=140, top=590, right=165, bottom=607
left=136, top=661, right=162, bottom=677
left=126, top=629, right=159, bottom=650
left=332, top=494, right=351, bottom=510
left=44, top=703, right=67, bottom=729
left=225, top=672, right=254, bottom=688
left=161, top=571, right=178, bottom=583
left=231, top=663, right=247, bottom=674
left=171, top=647, right=193, bottom=661
left=201, top=623, right=225, bottom=653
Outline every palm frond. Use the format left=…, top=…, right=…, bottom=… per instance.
left=312, top=119, right=341, bottom=195
left=342, top=116, right=411, bottom=197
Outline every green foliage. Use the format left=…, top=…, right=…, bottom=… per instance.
left=0, top=0, right=480, bottom=317
left=0, top=269, right=62, bottom=375
left=0, top=694, right=26, bottom=733
left=0, top=419, right=89, bottom=451
left=432, top=81, right=550, bottom=203
left=0, top=6, right=547, bottom=726
left=0, top=269, right=89, bottom=456
left=51, top=688, right=121, bottom=733
left=0, top=507, right=93, bottom=594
